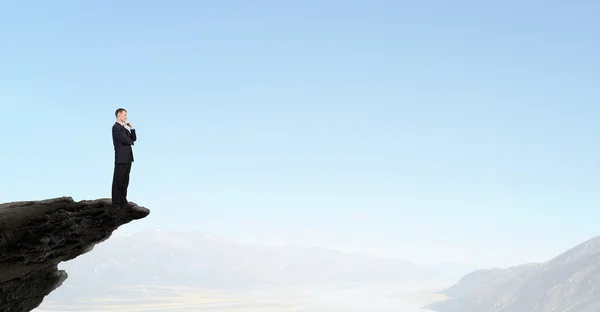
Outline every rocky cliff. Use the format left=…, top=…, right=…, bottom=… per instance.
left=425, top=235, right=600, bottom=312
left=0, top=197, right=149, bottom=312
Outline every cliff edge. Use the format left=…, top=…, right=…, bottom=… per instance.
left=0, top=197, right=150, bottom=312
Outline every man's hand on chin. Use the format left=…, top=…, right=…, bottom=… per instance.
left=126, top=122, right=133, bottom=129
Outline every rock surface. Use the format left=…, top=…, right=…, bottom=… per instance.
left=424, top=235, right=600, bottom=312
left=0, top=197, right=149, bottom=312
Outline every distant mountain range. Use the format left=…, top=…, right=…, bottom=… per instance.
left=425, top=234, right=600, bottom=312
left=427, top=262, right=484, bottom=279
left=47, top=229, right=438, bottom=300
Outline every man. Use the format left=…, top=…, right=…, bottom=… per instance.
left=112, top=108, right=137, bottom=208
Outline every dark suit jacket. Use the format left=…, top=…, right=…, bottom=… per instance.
left=112, top=122, right=137, bottom=164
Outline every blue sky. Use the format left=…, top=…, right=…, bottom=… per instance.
left=1, top=0, right=599, bottom=266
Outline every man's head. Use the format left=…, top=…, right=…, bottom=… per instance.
left=115, top=108, right=127, bottom=123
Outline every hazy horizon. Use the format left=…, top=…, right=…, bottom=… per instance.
left=34, top=227, right=457, bottom=312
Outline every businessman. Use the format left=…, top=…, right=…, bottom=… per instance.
left=112, top=108, right=137, bottom=208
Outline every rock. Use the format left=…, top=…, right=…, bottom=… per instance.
left=0, top=197, right=149, bottom=312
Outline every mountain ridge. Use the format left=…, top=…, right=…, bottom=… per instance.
left=425, top=234, right=600, bottom=312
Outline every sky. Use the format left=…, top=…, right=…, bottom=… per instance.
left=0, top=0, right=599, bottom=267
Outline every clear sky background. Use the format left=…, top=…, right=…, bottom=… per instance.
left=1, top=0, right=599, bottom=267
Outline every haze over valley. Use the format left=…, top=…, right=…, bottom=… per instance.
left=35, top=229, right=455, bottom=311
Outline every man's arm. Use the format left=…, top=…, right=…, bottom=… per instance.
left=113, top=125, right=134, bottom=145
left=129, top=129, right=137, bottom=142
left=127, top=122, right=137, bottom=142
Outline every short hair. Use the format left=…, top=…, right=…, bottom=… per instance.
left=115, top=108, right=127, bottom=117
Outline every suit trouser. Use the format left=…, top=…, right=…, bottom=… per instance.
left=112, top=162, right=132, bottom=206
